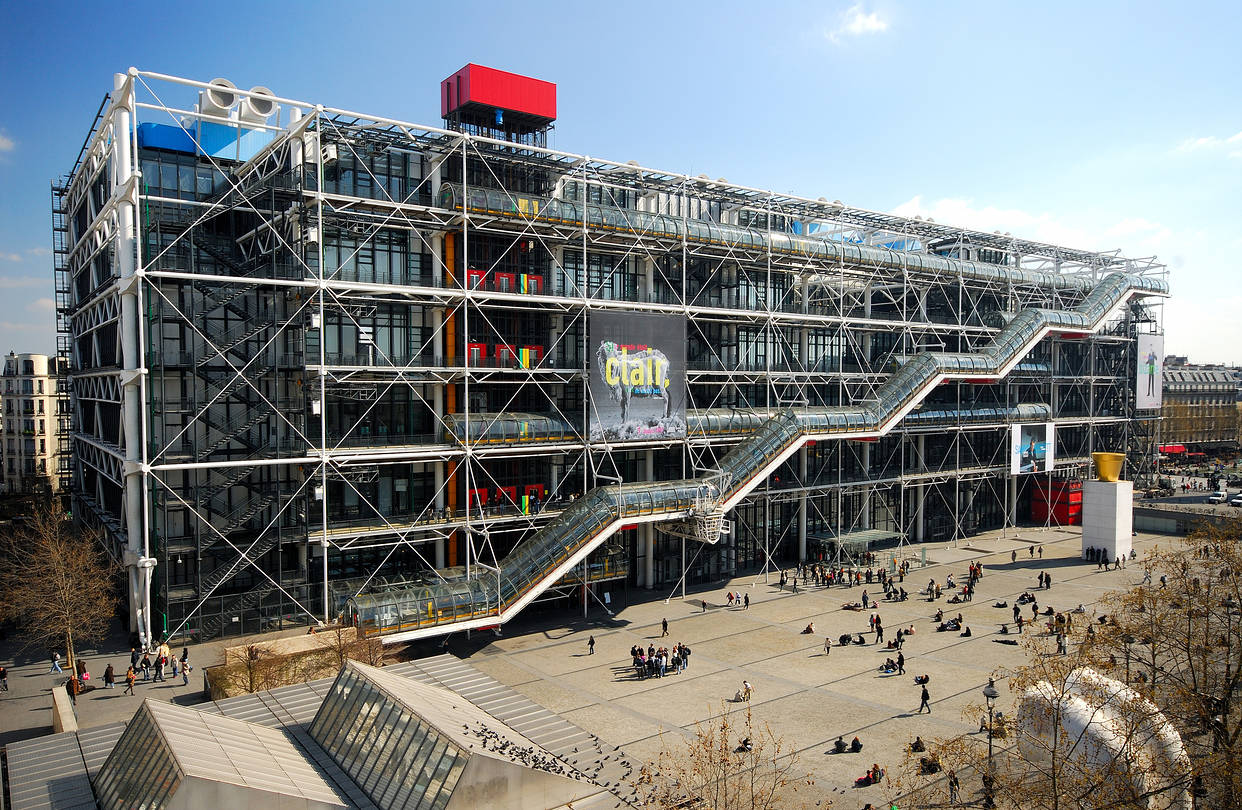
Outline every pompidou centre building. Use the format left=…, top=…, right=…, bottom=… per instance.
left=55, top=67, right=1167, bottom=647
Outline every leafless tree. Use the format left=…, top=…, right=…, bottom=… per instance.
left=638, top=703, right=815, bottom=809
left=891, top=523, right=1242, bottom=809
left=0, top=502, right=118, bottom=672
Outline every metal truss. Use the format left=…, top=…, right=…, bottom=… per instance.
left=57, top=69, right=1167, bottom=643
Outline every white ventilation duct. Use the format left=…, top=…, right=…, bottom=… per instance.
left=239, top=86, right=277, bottom=124
left=199, top=78, right=238, bottom=119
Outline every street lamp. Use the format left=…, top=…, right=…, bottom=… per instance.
left=983, top=678, right=1000, bottom=809
left=1122, top=633, right=1135, bottom=684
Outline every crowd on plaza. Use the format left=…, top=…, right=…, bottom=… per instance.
left=599, top=537, right=1129, bottom=799
left=52, top=641, right=191, bottom=704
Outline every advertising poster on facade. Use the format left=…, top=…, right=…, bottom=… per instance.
left=1136, top=333, right=1164, bottom=410
left=589, top=311, right=686, bottom=441
left=1011, top=423, right=1056, bottom=474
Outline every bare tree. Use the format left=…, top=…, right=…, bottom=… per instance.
left=1091, top=519, right=1242, bottom=809
left=639, top=703, right=815, bottom=810
left=891, top=523, right=1242, bottom=810
left=0, top=503, right=118, bottom=672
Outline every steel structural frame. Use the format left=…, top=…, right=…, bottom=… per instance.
left=57, top=70, right=1166, bottom=643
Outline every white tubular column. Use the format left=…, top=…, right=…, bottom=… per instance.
left=860, top=443, right=872, bottom=530
left=1008, top=473, right=1018, bottom=529
left=915, top=435, right=925, bottom=543
left=797, top=445, right=808, bottom=562
left=642, top=450, right=655, bottom=587
left=432, top=307, right=446, bottom=569
left=113, top=72, right=153, bottom=648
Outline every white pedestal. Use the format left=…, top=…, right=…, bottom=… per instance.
left=1082, top=480, right=1133, bottom=561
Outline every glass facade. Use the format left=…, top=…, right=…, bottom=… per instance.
left=310, top=665, right=468, bottom=810
left=93, top=706, right=180, bottom=810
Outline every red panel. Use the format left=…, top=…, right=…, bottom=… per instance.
left=442, top=64, right=556, bottom=121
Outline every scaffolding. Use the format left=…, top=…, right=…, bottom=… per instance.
left=57, top=69, right=1167, bottom=645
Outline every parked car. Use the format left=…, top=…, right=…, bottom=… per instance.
left=1230, top=493, right=1242, bottom=507
left=1207, top=491, right=1229, bottom=504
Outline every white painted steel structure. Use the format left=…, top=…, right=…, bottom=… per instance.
left=55, top=69, right=1167, bottom=645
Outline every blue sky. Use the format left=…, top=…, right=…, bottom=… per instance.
left=1, top=0, right=1239, bottom=363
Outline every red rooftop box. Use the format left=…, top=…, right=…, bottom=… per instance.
left=441, top=64, right=557, bottom=122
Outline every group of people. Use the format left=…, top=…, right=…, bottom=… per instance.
left=781, top=561, right=908, bottom=593
left=724, top=591, right=750, bottom=609
left=49, top=642, right=191, bottom=702
left=630, top=642, right=689, bottom=679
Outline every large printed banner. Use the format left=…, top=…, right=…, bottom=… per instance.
left=1011, top=423, right=1056, bottom=475
left=589, top=311, right=686, bottom=442
left=1136, top=333, right=1164, bottom=410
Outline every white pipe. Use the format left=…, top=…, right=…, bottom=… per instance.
left=130, top=67, right=1158, bottom=271
left=112, top=72, right=151, bottom=649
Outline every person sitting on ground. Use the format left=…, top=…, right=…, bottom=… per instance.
left=839, top=633, right=853, bottom=646
left=960, top=625, right=972, bottom=637
left=999, top=623, right=1010, bottom=634
left=879, top=658, right=897, bottom=673
left=834, top=736, right=848, bottom=753
left=914, top=674, right=931, bottom=685
left=842, top=601, right=863, bottom=611
left=740, top=736, right=753, bottom=752
left=934, top=608, right=944, bottom=623
left=994, top=600, right=1008, bottom=608
left=948, top=594, right=964, bottom=604
left=1043, top=606, right=1055, bottom=615
left=898, top=587, right=908, bottom=601
left=854, top=632, right=867, bottom=645
left=905, top=624, right=916, bottom=636
left=1073, top=603, right=1086, bottom=613
left=802, top=622, right=815, bottom=634
left=910, top=736, right=926, bottom=753
left=919, top=754, right=942, bottom=774
left=850, top=736, right=863, bottom=753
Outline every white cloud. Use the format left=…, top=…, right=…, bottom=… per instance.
left=0, top=252, right=21, bottom=262
left=25, top=247, right=50, bottom=257
left=1173, top=130, right=1242, bottom=154
left=25, top=298, right=55, bottom=315
left=0, top=132, right=13, bottom=153
left=828, top=5, right=889, bottom=43
left=891, top=195, right=1172, bottom=256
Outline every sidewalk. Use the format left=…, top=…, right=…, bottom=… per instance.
left=0, top=616, right=313, bottom=747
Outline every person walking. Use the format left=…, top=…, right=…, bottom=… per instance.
left=49, top=651, right=62, bottom=674
left=1029, top=545, right=1035, bottom=558
left=181, top=661, right=192, bottom=687
left=743, top=593, right=749, bottom=609
left=918, top=684, right=931, bottom=713
left=130, top=647, right=140, bottom=672
left=0, top=665, right=8, bottom=691
left=661, top=618, right=669, bottom=637
left=588, top=635, right=596, bottom=655
left=104, top=663, right=115, bottom=689
left=1011, top=550, right=1017, bottom=564
left=1039, top=545, right=1044, bottom=558
left=824, top=637, right=832, bottom=656
left=948, top=771, right=960, bottom=804
left=875, top=620, right=884, bottom=645
left=140, top=653, right=151, bottom=682
left=1057, top=632, right=1068, bottom=655
left=702, top=600, right=708, bottom=613
left=897, top=651, right=905, bottom=675
left=124, top=666, right=136, bottom=695
left=862, top=590, right=870, bottom=610
left=1012, top=604, right=1021, bottom=623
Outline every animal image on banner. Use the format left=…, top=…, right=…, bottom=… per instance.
left=589, top=311, right=686, bottom=441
